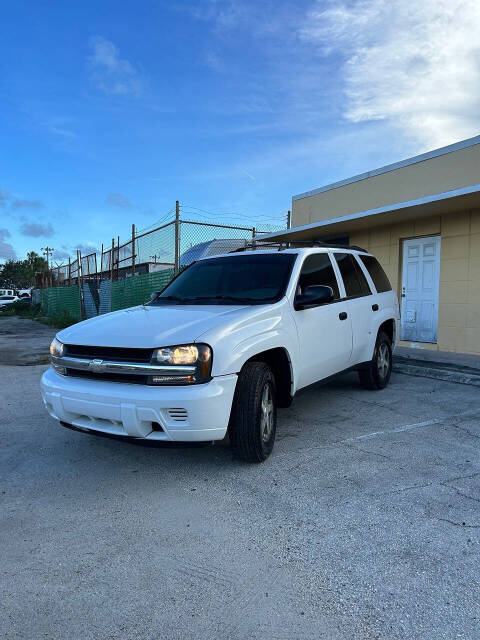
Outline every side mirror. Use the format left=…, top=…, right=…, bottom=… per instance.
left=295, top=285, right=334, bottom=310
left=150, top=291, right=161, bottom=301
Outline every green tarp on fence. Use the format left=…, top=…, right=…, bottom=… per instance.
left=40, top=285, right=82, bottom=321
left=37, top=269, right=175, bottom=321
left=111, top=269, right=175, bottom=312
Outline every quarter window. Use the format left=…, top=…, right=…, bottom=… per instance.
left=358, top=254, right=392, bottom=293
left=334, top=253, right=371, bottom=297
left=298, top=253, right=340, bottom=300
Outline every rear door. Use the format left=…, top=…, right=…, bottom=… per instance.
left=333, top=252, right=375, bottom=365
left=293, top=252, right=352, bottom=388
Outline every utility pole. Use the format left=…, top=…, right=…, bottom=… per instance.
left=150, top=254, right=159, bottom=264
left=286, top=210, right=291, bottom=229
left=41, top=245, right=54, bottom=268
left=174, top=200, right=180, bottom=274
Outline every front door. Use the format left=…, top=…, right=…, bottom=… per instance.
left=293, top=252, right=352, bottom=388
left=401, top=236, right=441, bottom=343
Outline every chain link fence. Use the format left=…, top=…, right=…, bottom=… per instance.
left=36, top=204, right=285, bottom=322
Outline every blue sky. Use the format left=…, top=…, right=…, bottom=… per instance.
left=1, top=0, right=479, bottom=263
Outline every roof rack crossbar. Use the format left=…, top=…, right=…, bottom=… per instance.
left=231, top=239, right=368, bottom=253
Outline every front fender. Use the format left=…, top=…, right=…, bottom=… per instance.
left=197, top=299, right=300, bottom=390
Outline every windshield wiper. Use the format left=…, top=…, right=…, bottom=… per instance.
left=154, top=295, right=187, bottom=302
left=184, top=295, right=261, bottom=304
left=154, top=294, right=269, bottom=304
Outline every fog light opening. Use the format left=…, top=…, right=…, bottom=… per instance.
left=151, top=422, right=164, bottom=432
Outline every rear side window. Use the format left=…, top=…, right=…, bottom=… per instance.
left=334, top=253, right=371, bottom=297
left=358, top=255, right=392, bottom=293
left=298, top=253, right=340, bottom=300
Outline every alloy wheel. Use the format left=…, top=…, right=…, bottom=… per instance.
left=377, top=342, right=390, bottom=379
left=260, top=384, right=274, bottom=442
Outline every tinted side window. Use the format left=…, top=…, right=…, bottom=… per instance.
left=298, top=253, right=340, bottom=300
left=334, top=253, right=371, bottom=297
left=359, top=255, right=392, bottom=292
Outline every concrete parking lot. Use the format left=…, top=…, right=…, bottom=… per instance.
left=1, top=330, right=479, bottom=639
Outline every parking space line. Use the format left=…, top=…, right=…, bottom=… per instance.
left=338, top=407, right=480, bottom=444
left=280, top=408, right=480, bottom=470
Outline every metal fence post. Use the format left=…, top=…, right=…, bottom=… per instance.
left=110, top=239, right=114, bottom=283
left=131, top=224, right=136, bottom=277
left=77, top=249, right=84, bottom=320
left=174, top=200, right=180, bottom=274
left=116, top=236, right=120, bottom=281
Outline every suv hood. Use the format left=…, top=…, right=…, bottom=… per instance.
left=57, top=304, right=247, bottom=348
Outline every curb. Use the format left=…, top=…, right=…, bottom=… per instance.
left=393, top=360, right=480, bottom=387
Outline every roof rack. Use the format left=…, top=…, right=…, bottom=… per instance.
left=232, top=239, right=368, bottom=253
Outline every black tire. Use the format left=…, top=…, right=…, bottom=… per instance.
left=358, top=331, right=392, bottom=390
left=229, top=362, right=277, bottom=463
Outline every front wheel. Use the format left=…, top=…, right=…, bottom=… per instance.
left=229, top=362, right=277, bottom=462
left=358, top=331, right=392, bottom=390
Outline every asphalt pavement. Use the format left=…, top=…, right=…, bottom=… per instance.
left=1, top=350, right=479, bottom=639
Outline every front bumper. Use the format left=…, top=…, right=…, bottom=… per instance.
left=41, top=367, right=237, bottom=442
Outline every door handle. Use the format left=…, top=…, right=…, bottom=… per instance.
left=339, top=311, right=348, bottom=321
left=372, top=304, right=379, bottom=311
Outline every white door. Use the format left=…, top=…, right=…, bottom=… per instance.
left=401, top=236, right=441, bottom=343
left=293, top=252, right=352, bottom=388
left=332, top=252, right=375, bottom=365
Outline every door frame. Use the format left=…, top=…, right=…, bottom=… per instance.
left=400, top=234, right=441, bottom=343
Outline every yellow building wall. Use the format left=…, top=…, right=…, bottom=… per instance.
left=292, top=143, right=480, bottom=227
left=349, top=208, right=480, bottom=355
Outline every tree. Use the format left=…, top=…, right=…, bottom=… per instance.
left=0, top=254, right=48, bottom=288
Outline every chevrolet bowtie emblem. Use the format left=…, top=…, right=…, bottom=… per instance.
left=88, top=359, right=105, bottom=373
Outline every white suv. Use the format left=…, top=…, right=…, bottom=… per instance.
left=41, top=244, right=400, bottom=462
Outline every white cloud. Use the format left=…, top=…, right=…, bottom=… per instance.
left=0, top=228, right=16, bottom=260
left=301, top=0, right=480, bottom=148
left=0, top=188, right=44, bottom=210
left=88, top=36, right=142, bottom=96
left=19, top=221, right=54, bottom=238
left=52, top=249, right=71, bottom=261
left=50, top=126, right=76, bottom=139
left=106, top=192, right=134, bottom=209
left=74, top=243, right=99, bottom=255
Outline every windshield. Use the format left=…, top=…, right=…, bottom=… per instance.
left=150, top=253, right=296, bottom=305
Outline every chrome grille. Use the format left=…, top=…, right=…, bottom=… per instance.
left=52, top=348, right=196, bottom=386
left=64, top=344, right=153, bottom=363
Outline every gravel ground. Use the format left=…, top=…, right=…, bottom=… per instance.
left=0, top=316, right=57, bottom=365
left=1, top=346, right=479, bottom=639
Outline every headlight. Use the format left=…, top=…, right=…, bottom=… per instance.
left=49, top=337, right=64, bottom=358
left=49, top=338, right=66, bottom=375
left=150, top=344, right=212, bottom=385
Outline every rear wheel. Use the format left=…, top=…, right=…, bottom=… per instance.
left=358, top=331, right=392, bottom=390
left=229, top=362, right=277, bottom=462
